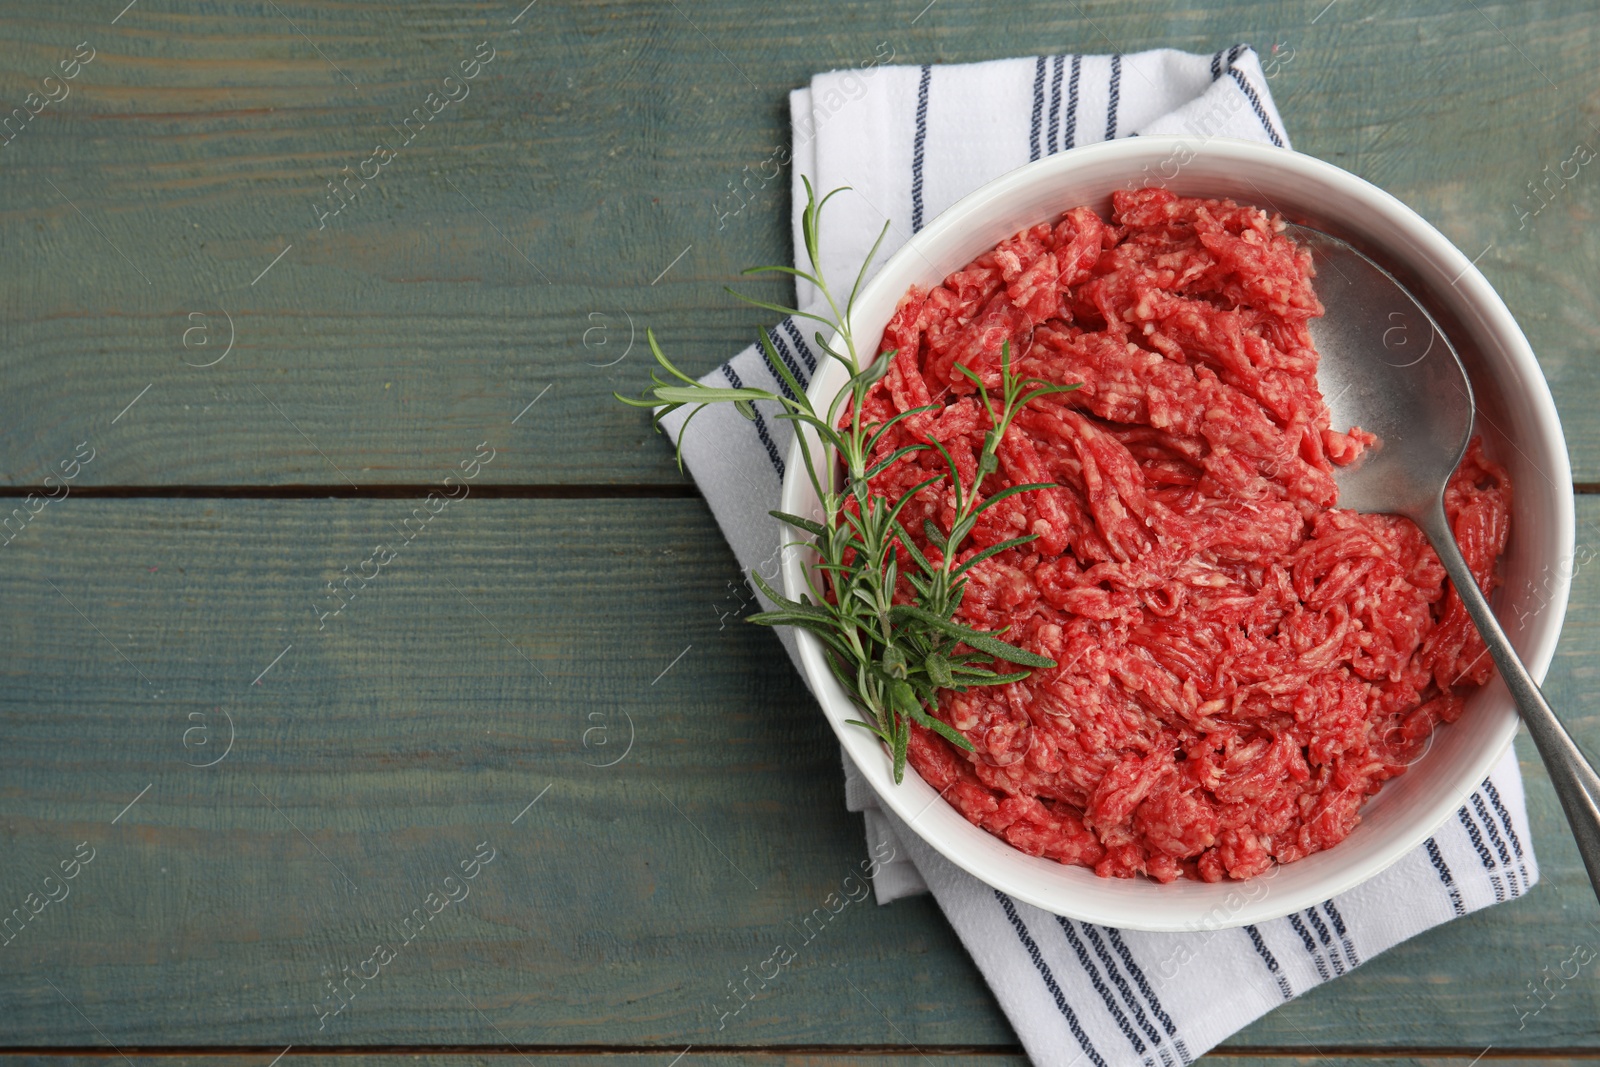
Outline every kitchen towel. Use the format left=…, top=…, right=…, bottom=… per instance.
left=658, top=45, right=1538, bottom=1067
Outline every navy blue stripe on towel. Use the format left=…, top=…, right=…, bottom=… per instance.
left=996, top=892, right=1107, bottom=1067
left=1047, top=54, right=1065, bottom=155
left=1227, top=67, right=1285, bottom=148
left=910, top=64, right=932, bottom=232
left=1458, top=804, right=1507, bottom=902
left=1242, top=924, right=1294, bottom=1001
left=1064, top=55, right=1082, bottom=150
left=1029, top=55, right=1047, bottom=161
left=1425, top=837, right=1467, bottom=916
left=1106, top=53, right=1122, bottom=140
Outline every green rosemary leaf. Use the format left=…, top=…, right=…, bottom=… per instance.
left=924, top=436, right=964, bottom=517
left=947, top=512, right=981, bottom=549
left=810, top=183, right=850, bottom=269
left=787, top=411, right=831, bottom=503
left=771, top=410, right=847, bottom=452
left=888, top=679, right=930, bottom=723
left=864, top=402, right=940, bottom=455
left=881, top=645, right=909, bottom=680
left=849, top=586, right=880, bottom=612
left=865, top=444, right=932, bottom=480
left=955, top=669, right=1032, bottom=686
left=746, top=609, right=838, bottom=634
left=844, top=718, right=891, bottom=744
left=891, top=716, right=909, bottom=784
left=855, top=349, right=896, bottom=387
left=769, top=509, right=827, bottom=537
left=1018, top=382, right=1083, bottom=406
left=613, top=392, right=664, bottom=410
left=665, top=402, right=713, bottom=471
left=746, top=566, right=799, bottom=609
left=813, top=331, right=852, bottom=370
left=742, top=265, right=829, bottom=294
left=952, top=360, right=1001, bottom=425
left=725, top=289, right=839, bottom=326
left=650, top=385, right=781, bottom=406
left=950, top=533, right=1041, bottom=577
left=745, top=595, right=837, bottom=622
left=848, top=218, right=893, bottom=313
left=746, top=595, right=834, bottom=621
left=883, top=475, right=944, bottom=527
left=955, top=632, right=1057, bottom=669
left=969, top=481, right=1056, bottom=516
left=923, top=713, right=977, bottom=751
left=645, top=328, right=707, bottom=387
left=888, top=604, right=1056, bottom=668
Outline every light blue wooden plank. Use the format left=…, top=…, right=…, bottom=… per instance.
left=0, top=1, right=1594, bottom=485
left=1, top=498, right=1599, bottom=1047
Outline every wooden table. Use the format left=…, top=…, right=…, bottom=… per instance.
left=2, top=1, right=1598, bottom=1063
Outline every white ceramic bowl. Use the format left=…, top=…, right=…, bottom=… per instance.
left=778, top=135, right=1574, bottom=932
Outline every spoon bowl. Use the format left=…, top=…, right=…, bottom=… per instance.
left=1290, top=224, right=1474, bottom=518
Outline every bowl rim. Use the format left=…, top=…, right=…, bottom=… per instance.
left=778, top=134, right=1573, bottom=930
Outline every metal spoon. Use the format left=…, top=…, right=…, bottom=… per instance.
left=1287, top=222, right=1600, bottom=903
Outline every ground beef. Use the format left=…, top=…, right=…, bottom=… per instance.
left=858, top=187, right=1512, bottom=882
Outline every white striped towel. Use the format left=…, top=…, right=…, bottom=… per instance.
left=658, top=45, right=1538, bottom=1066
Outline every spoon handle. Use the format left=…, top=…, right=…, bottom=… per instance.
left=1423, top=502, right=1600, bottom=904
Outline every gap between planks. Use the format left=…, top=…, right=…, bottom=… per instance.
left=0, top=1046, right=1598, bottom=1059
left=0, top=485, right=699, bottom=499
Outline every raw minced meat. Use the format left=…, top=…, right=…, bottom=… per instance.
left=857, top=187, right=1512, bottom=882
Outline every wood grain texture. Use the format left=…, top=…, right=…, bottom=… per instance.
left=0, top=1, right=1596, bottom=486
left=2, top=498, right=1600, bottom=1048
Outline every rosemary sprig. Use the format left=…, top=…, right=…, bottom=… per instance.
left=617, top=180, right=1080, bottom=782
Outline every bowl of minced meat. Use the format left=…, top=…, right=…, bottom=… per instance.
left=778, top=136, right=1573, bottom=931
